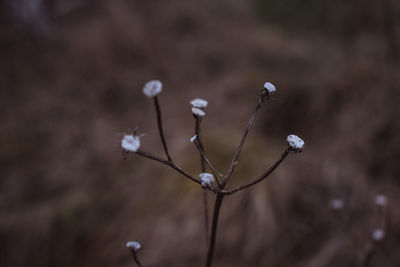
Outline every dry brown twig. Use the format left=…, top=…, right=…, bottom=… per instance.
left=121, top=80, right=305, bottom=267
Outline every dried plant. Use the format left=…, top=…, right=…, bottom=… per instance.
left=123, top=80, right=304, bottom=267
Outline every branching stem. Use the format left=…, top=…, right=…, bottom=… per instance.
left=129, top=87, right=296, bottom=267
left=222, top=92, right=269, bottom=186
left=135, top=150, right=201, bottom=185
left=224, top=148, right=290, bottom=195
left=205, top=91, right=275, bottom=267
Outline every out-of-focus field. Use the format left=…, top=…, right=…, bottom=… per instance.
left=1, top=0, right=400, bottom=266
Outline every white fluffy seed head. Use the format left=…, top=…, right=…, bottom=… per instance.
left=199, top=173, right=214, bottom=188
left=126, top=241, right=142, bottom=251
left=264, top=82, right=276, bottom=94
left=371, top=229, right=385, bottom=241
left=375, top=194, right=388, bottom=206
left=190, top=98, right=208, bottom=108
left=287, top=134, right=304, bottom=151
left=143, top=80, right=162, bottom=98
left=190, top=135, right=197, bottom=143
left=191, top=107, right=205, bottom=117
left=121, top=134, right=141, bottom=152
left=329, top=198, right=344, bottom=210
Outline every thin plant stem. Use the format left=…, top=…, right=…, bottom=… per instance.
left=202, top=189, right=210, bottom=245
left=153, top=96, right=172, bottom=162
left=131, top=252, right=143, bottom=267
left=134, top=150, right=220, bottom=193
left=222, top=92, right=269, bottom=186
left=193, top=113, right=220, bottom=185
left=205, top=193, right=224, bottom=267
left=362, top=247, right=375, bottom=267
left=135, top=150, right=202, bottom=185
left=194, top=116, right=210, bottom=246
left=195, top=143, right=221, bottom=187
left=194, top=141, right=221, bottom=186
left=195, top=116, right=206, bottom=171
left=223, top=148, right=290, bottom=195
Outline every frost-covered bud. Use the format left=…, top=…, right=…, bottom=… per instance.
left=329, top=198, right=344, bottom=210
left=192, top=107, right=205, bottom=117
left=121, top=134, right=141, bottom=152
left=371, top=229, right=385, bottom=241
left=143, top=80, right=162, bottom=98
left=190, top=98, right=208, bottom=108
left=190, top=135, right=197, bottom=143
left=126, top=241, right=142, bottom=252
left=190, top=98, right=207, bottom=117
left=199, top=173, right=214, bottom=188
left=375, top=194, right=387, bottom=206
left=286, top=134, right=304, bottom=152
left=263, top=82, right=276, bottom=95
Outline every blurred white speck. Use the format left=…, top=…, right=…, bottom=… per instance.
left=371, top=229, right=385, bottom=241
left=375, top=194, right=387, bottom=207
left=190, top=135, right=197, bottom=143
left=329, top=198, right=344, bottom=210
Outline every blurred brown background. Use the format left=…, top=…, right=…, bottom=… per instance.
left=1, top=0, right=400, bottom=266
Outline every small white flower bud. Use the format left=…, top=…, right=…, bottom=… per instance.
left=191, top=107, right=205, bottom=117
left=375, top=194, right=388, bottom=206
left=121, top=134, right=141, bottom=152
left=126, top=241, right=142, bottom=252
left=190, top=135, right=197, bottom=143
left=264, top=82, right=276, bottom=94
left=199, top=173, right=214, bottom=188
left=371, top=229, right=385, bottom=241
left=190, top=98, right=208, bottom=108
left=286, top=134, right=304, bottom=151
left=143, top=80, right=162, bottom=98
